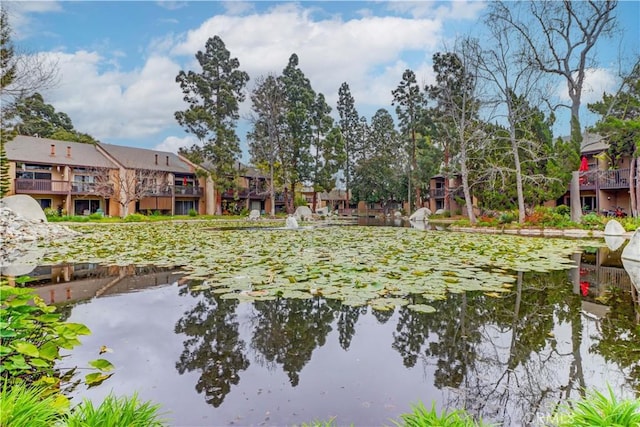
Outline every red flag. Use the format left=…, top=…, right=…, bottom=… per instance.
left=183, top=177, right=187, bottom=186
left=579, top=157, right=588, bottom=172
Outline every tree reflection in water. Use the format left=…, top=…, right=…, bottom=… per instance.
left=251, top=297, right=334, bottom=386
left=174, top=287, right=250, bottom=407
left=172, top=268, right=638, bottom=423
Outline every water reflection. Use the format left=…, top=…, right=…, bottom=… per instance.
left=9, top=246, right=639, bottom=426
left=174, top=288, right=250, bottom=407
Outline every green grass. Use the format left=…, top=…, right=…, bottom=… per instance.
left=389, top=402, right=492, bottom=427
left=0, top=381, right=68, bottom=427
left=66, top=393, right=167, bottom=427
left=551, top=386, right=640, bottom=427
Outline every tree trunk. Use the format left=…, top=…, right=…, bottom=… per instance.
left=632, top=157, right=639, bottom=218
left=269, top=163, right=275, bottom=217
left=570, top=171, right=582, bottom=223
left=510, top=131, right=526, bottom=224
left=459, top=147, right=476, bottom=223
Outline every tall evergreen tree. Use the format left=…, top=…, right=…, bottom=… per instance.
left=336, top=82, right=360, bottom=207
left=175, top=35, right=249, bottom=209
left=0, top=7, right=16, bottom=197
left=392, top=69, right=425, bottom=211
left=248, top=74, right=287, bottom=217
left=11, top=93, right=97, bottom=143
left=310, top=93, right=343, bottom=211
left=427, top=47, right=482, bottom=222
left=352, top=108, right=404, bottom=207
left=279, top=53, right=315, bottom=213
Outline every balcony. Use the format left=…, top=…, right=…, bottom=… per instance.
left=71, top=182, right=114, bottom=196
left=15, top=179, right=69, bottom=194
left=222, top=187, right=267, bottom=199
left=579, top=168, right=630, bottom=190
left=175, top=186, right=203, bottom=196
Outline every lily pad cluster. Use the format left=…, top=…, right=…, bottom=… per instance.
left=41, top=221, right=595, bottom=312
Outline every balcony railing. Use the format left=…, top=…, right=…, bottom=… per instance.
left=579, top=168, right=630, bottom=190
left=222, top=187, right=268, bottom=199
left=71, top=182, right=114, bottom=196
left=15, top=179, right=69, bottom=194
left=175, top=186, right=203, bottom=196
left=429, top=188, right=464, bottom=199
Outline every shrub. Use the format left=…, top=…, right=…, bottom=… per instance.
left=66, top=393, right=167, bottom=427
left=0, top=381, right=68, bottom=427
left=88, top=213, right=103, bottom=220
left=0, top=286, right=113, bottom=390
left=188, top=208, right=198, bottom=217
left=123, top=213, right=148, bottom=222
left=580, top=212, right=605, bottom=229
left=555, top=204, right=570, bottom=216
left=391, top=402, right=491, bottom=427
left=294, top=196, right=308, bottom=208
left=43, top=207, right=59, bottom=218
left=498, top=211, right=516, bottom=224
left=550, top=386, right=640, bottom=427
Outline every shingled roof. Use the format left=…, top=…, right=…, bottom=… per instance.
left=98, top=143, right=193, bottom=173
left=6, top=136, right=117, bottom=168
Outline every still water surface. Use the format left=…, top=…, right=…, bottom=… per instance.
left=23, top=242, right=639, bottom=426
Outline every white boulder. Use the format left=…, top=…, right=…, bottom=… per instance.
left=285, top=215, right=299, bottom=229
left=604, top=219, right=625, bottom=235
left=0, top=195, right=46, bottom=222
left=248, top=209, right=261, bottom=220
left=294, top=206, right=313, bottom=221
left=409, top=207, right=432, bottom=221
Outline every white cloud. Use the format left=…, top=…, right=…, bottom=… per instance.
left=385, top=1, right=486, bottom=20
left=155, top=1, right=187, bottom=11
left=556, top=68, right=619, bottom=104
left=221, top=1, right=254, bottom=16
left=4, top=1, right=63, bottom=40
left=171, top=4, right=443, bottom=113
left=154, top=135, right=199, bottom=153
left=44, top=51, right=183, bottom=141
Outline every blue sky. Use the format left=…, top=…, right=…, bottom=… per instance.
left=4, top=1, right=639, bottom=160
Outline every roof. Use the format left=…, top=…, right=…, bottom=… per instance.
left=6, top=135, right=117, bottom=168
left=580, top=133, right=608, bottom=154
left=318, top=189, right=350, bottom=200
left=561, top=132, right=609, bottom=154
left=98, top=143, right=193, bottom=173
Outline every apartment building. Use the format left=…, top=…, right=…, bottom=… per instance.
left=561, top=133, right=632, bottom=215
left=5, top=136, right=118, bottom=216
left=4, top=136, right=212, bottom=216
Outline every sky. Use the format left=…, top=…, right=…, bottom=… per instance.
left=4, top=1, right=640, bottom=161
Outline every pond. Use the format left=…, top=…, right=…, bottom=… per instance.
left=9, top=223, right=640, bottom=426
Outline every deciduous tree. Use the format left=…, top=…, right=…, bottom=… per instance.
left=426, top=44, right=483, bottom=223
left=488, top=1, right=618, bottom=166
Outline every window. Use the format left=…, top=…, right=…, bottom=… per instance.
left=17, top=171, right=52, bottom=180
left=37, top=199, right=52, bottom=209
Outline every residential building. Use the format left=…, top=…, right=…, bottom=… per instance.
left=561, top=133, right=632, bottom=215
left=428, top=174, right=466, bottom=215
left=4, top=136, right=213, bottom=216
left=5, top=135, right=118, bottom=215
left=97, top=143, right=208, bottom=216
left=218, top=162, right=284, bottom=214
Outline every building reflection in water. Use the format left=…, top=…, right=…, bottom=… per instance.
left=574, top=242, right=639, bottom=321
left=6, top=263, right=183, bottom=305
